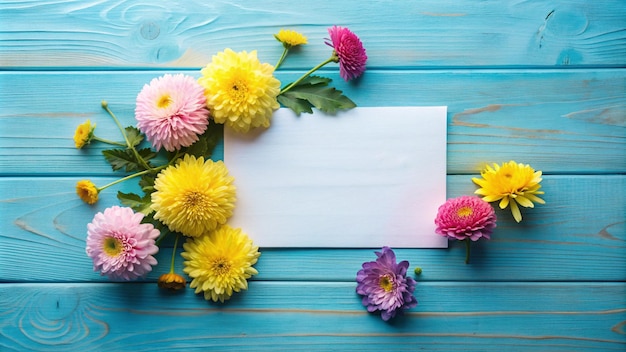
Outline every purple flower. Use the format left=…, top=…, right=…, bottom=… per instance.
left=326, top=26, right=367, bottom=81
left=356, top=247, right=417, bottom=321
left=86, top=206, right=160, bottom=280
left=435, top=196, right=497, bottom=241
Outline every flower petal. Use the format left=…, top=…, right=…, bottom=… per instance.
left=515, top=195, right=535, bottom=208
left=509, top=199, right=522, bottom=223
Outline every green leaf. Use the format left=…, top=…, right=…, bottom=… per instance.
left=278, top=75, right=356, bottom=115
left=299, top=75, right=332, bottom=87
left=280, top=75, right=330, bottom=93
left=117, top=191, right=153, bottom=215
left=137, top=148, right=157, bottom=163
left=102, top=149, right=139, bottom=172
left=102, top=148, right=156, bottom=172
left=141, top=211, right=170, bottom=234
left=277, top=94, right=314, bottom=115
left=281, top=84, right=356, bottom=115
left=183, top=123, right=223, bottom=159
left=139, top=174, right=155, bottom=193
left=124, top=126, right=144, bottom=147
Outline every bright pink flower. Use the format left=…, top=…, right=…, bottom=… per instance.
left=86, top=206, right=160, bottom=280
left=435, top=196, right=497, bottom=241
left=326, top=26, right=367, bottom=81
left=135, top=74, right=210, bottom=151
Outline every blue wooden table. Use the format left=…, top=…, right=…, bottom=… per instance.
left=1, top=1, right=625, bottom=350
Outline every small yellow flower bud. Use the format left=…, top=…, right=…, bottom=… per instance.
left=414, top=267, right=422, bottom=275
left=274, top=29, right=308, bottom=48
left=76, top=180, right=99, bottom=204
left=158, top=273, right=187, bottom=291
left=73, top=120, right=95, bottom=149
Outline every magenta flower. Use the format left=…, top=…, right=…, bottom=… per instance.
left=434, top=196, right=497, bottom=264
left=326, top=26, right=367, bottom=81
left=135, top=74, right=210, bottom=151
left=356, top=247, right=417, bottom=321
left=86, top=206, right=160, bottom=280
left=435, top=196, right=497, bottom=241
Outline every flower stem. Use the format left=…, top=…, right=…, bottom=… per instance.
left=101, top=101, right=153, bottom=171
left=92, top=135, right=126, bottom=147
left=275, top=48, right=289, bottom=70
left=97, top=166, right=165, bottom=191
left=169, top=234, right=180, bottom=274
left=279, top=56, right=335, bottom=94
left=465, top=239, right=471, bottom=264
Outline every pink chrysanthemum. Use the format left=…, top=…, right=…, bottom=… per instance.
left=435, top=196, right=497, bottom=241
left=135, top=74, right=210, bottom=151
left=326, top=26, right=367, bottom=81
left=86, top=206, right=160, bottom=280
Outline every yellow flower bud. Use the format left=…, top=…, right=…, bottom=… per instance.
left=76, top=180, right=99, bottom=204
left=158, top=273, right=187, bottom=291
left=73, top=120, right=95, bottom=149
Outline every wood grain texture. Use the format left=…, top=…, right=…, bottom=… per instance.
left=0, top=0, right=624, bottom=68
left=1, top=70, right=624, bottom=175
left=1, top=175, right=624, bottom=283
left=1, top=283, right=625, bottom=351
left=1, top=0, right=625, bottom=350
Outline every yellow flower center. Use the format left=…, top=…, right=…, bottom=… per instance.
left=379, top=275, right=394, bottom=292
left=456, top=206, right=473, bottom=218
left=76, top=127, right=87, bottom=138
left=103, top=237, right=123, bottom=257
left=230, top=79, right=249, bottom=103
left=211, top=257, right=231, bottom=275
left=157, top=94, right=173, bottom=108
left=182, top=191, right=210, bottom=218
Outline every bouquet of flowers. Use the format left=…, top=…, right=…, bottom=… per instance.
left=73, top=23, right=546, bottom=321
left=73, top=26, right=367, bottom=302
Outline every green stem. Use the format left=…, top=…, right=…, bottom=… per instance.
left=465, top=239, right=471, bottom=264
left=101, top=101, right=153, bottom=171
left=279, top=56, right=335, bottom=94
left=97, top=166, right=165, bottom=192
left=169, top=234, right=180, bottom=274
left=92, top=135, right=126, bottom=147
left=275, top=48, right=289, bottom=70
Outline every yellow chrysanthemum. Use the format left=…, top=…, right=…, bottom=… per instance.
left=73, top=120, right=95, bottom=149
left=198, top=49, right=280, bottom=133
left=472, top=160, right=545, bottom=223
left=182, top=225, right=261, bottom=302
left=76, top=180, right=99, bottom=204
left=151, top=154, right=236, bottom=237
left=274, top=29, right=308, bottom=48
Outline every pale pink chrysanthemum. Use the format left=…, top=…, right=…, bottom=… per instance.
left=86, top=206, right=160, bottom=280
left=135, top=74, right=210, bottom=151
left=326, top=26, right=367, bottom=81
left=434, top=196, right=497, bottom=241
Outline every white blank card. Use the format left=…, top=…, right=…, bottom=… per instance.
left=224, top=107, right=448, bottom=248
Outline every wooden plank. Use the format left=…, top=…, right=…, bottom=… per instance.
left=1, top=0, right=625, bottom=68
left=1, top=282, right=624, bottom=351
left=1, top=175, right=623, bottom=282
left=0, top=70, right=624, bottom=176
